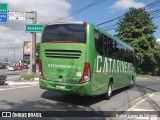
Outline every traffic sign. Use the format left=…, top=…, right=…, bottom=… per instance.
left=8, top=11, right=26, bottom=20
left=0, top=3, right=8, bottom=13
left=25, top=24, right=44, bottom=33
left=2, top=58, right=9, bottom=63
left=0, top=3, right=8, bottom=23
left=0, top=13, right=7, bottom=23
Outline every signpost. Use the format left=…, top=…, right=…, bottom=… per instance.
left=8, top=11, right=39, bottom=73
left=0, top=3, right=8, bottom=23
left=0, top=8, right=38, bottom=73
left=25, top=24, right=44, bottom=33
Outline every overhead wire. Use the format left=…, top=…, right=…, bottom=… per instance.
left=43, top=0, right=106, bottom=24
left=39, top=0, right=160, bottom=31
left=96, top=0, right=160, bottom=26
left=104, top=9, right=160, bottom=31
left=96, top=15, right=123, bottom=26
left=101, top=0, right=160, bottom=31
left=145, top=0, right=160, bottom=10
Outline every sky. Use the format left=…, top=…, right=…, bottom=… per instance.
left=0, top=0, right=159, bottom=61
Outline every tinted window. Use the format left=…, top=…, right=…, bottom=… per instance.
left=94, top=29, right=134, bottom=64
left=94, top=30, right=104, bottom=56
left=123, top=49, right=134, bottom=64
left=103, top=35, right=108, bottom=57
left=107, top=38, right=115, bottom=58
left=42, top=24, right=86, bottom=43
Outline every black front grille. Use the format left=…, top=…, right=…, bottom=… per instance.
left=45, top=49, right=82, bottom=59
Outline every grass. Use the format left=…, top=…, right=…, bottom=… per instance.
left=17, top=73, right=39, bottom=81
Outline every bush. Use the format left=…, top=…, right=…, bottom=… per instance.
left=18, top=73, right=38, bottom=81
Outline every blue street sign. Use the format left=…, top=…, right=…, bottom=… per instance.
left=0, top=13, right=8, bottom=23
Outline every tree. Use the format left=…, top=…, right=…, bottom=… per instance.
left=154, top=42, right=160, bottom=75
left=116, top=8, right=157, bottom=75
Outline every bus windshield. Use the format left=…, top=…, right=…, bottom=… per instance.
left=42, top=24, right=86, bottom=43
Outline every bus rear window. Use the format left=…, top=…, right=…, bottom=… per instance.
left=42, top=24, right=86, bottom=43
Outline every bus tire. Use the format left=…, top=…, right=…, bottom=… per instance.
left=103, top=81, right=113, bottom=100
left=130, top=77, right=135, bottom=88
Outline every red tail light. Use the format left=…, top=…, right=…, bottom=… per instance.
left=39, top=59, right=45, bottom=79
left=83, top=21, right=87, bottom=24
left=80, top=62, right=90, bottom=84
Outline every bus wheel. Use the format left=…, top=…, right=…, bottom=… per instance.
left=103, top=82, right=113, bottom=100
left=130, top=79, right=134, bottom=88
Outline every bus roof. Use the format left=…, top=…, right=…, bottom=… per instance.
left=46, top=21, right=86, bottom=25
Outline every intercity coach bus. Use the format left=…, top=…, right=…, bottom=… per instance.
left=39, top=21, right=136, bottom=100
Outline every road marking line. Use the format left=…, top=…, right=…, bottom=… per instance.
left=0, top=89, right=6, bottom=91
left=127, top=92, right=157, bottom=110
left=5, top=81, right=39, bottom=85
left=123, top=93, right=158, bottom=120
left=0, top=86, right=31, bottom=91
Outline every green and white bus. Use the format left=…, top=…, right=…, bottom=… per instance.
left=39, top=21, right=136, bottom=99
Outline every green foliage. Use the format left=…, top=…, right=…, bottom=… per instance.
left=116, top=8, right=159, bottom=75
left=18, top=73, right=38, bottom=81
left=154, top=42, right=160, bottom=75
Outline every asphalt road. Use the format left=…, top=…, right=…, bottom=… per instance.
left=0, top=75, right=159, bottom=120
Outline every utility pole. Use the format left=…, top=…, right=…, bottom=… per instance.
left=7, top=11, right=38, bottom=73
left=14, top=48, right=15, bottom=62
left=29, top=11, right=37, bottom=73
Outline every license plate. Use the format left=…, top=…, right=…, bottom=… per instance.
left=56, top=85, right=65, bottom=89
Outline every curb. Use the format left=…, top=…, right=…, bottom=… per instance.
left=34, top=77, right=39, bottom=81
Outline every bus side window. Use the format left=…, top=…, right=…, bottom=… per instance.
left=107, top=38, right=114, bottom=58
left=113, top=41, right=119, bottom=60
left=103, top=35, right=109, bottom=57
left=124, top=49, right=134, bottom=65
left=94, top=30, right=104, bottom=56
left=116, top=43, right=123, bottom=61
